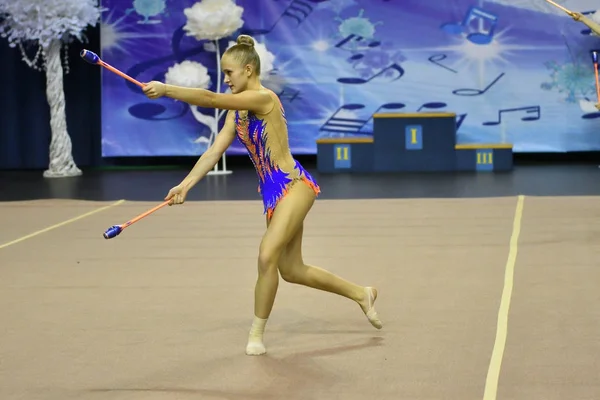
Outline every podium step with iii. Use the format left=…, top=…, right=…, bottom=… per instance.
left=455, top=143, right=513, bottom=172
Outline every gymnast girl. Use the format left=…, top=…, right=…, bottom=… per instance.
left=142, top=34, right=382, bottom=355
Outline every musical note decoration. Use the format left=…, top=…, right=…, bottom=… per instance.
left=453, top=73, right=505, bottom=96
left=417, top=102, right=446, bottom=112
left=338, top=63, right=405, bottom=84
left=320, top=103, right=406, bottom=134
left=241, top=0, right=327, bottom=35
left=333, top=32, right=409, bottom=87
left=278, top=87, right=301, bottom=102
left=482, top=106, right=541, bottom=126
left=335, top=34, right=381, bottom=52
left=428, top=54, right=457, bottom=73
left=456, top=113, right=467, bottom=130
left=441, top=6, right=499, bottom=45
left=320, top=104, right=374, bottom=134
left=334, top=33, right=390, bottom=77
left=581, top=112, right=600, bottom=119
left=319, top=102, right=459, bottom=136
left=127, top=102, right=189, bottom=121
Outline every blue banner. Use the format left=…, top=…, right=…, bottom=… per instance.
left=99, top=0, right=600, bottom=156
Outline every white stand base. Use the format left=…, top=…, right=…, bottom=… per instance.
left=43, top=166, right=83, bottom=178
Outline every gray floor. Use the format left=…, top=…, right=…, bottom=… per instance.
left=0, top=162, right=599, bottom=202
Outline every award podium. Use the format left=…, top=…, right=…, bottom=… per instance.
left=316, top=112, right=512, bottom=173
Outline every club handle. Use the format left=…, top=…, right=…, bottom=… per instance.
left=80, top=49, right=145, bottom=88
left=100, top=62, right=146, bottom=88
left=122, top=201, right=170, bottom=228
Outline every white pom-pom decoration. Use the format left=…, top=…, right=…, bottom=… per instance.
left=182, top=0, right=244, bottom=41
left=165, top=60, right=212, bottom=89
left=164, top=60, right=216, bottom=138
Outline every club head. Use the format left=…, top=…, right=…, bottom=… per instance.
left=103, top=225, right=123, bottom=239
left=80, top=49, right=100, bottom=64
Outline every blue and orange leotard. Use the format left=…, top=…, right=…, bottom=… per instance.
left=234, top=89, right=320, bottom=220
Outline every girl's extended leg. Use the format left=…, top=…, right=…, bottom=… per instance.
left=278, top=222, right=383, bottom=330
left=246, top=181, right=316, bottom=355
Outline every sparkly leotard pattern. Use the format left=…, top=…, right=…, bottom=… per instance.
left=235, top=89, right=320, bottom=219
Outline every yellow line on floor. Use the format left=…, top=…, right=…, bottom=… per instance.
left=0, top=199, right=126, bottom=250
left=483, top=194, right=525, bottom=400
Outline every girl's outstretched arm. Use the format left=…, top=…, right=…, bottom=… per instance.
left=143, top=81, right=272, bottom=114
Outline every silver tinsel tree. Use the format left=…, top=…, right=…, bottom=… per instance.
left=0, top=0, right=101, bottom=177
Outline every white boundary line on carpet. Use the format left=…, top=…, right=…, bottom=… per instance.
left=0, top=199, right=126, bottom=250
left=483, top=194, right=525, bottom=400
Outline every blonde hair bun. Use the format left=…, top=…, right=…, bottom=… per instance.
left=236, top=34, right=255, bottom=47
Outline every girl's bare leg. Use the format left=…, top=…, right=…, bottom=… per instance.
left=246, top=182, right=316, bottom=355
left=246, top=181, right=382, bottom=355
left=278, top=223, right=382, bottom=329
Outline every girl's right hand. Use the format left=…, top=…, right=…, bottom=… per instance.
left=165, top=184, right=188, bottom=205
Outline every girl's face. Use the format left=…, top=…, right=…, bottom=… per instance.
left=221, top=54, right=251, bottom=94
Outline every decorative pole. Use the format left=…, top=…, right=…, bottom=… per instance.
left=182, top=0, right=245, bottom=175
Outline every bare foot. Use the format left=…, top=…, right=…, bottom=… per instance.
left=358, top=287, right=383, bottom=329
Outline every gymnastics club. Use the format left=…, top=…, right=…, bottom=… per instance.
left=544, top=0, right=574, bottom=16
left=103, top=201, right=170, bottom=239
left=80, top=49, right=145, bottom=88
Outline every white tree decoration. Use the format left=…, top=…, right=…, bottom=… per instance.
left=182, top=0, right=244, bottom=175
left=0, top=0, right=101, bottom=178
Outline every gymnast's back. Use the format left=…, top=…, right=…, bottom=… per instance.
left=233, top=88, right=303, bottom=180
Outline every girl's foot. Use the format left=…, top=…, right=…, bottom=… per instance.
left=358, top=287, right=383, bottom=329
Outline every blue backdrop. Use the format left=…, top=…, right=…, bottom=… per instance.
left=99, top=0, right=600, bottom=156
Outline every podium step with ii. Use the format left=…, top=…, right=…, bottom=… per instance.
left=315, top=137, right=374, bottom=173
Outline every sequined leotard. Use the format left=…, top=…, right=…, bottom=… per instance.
left=234, top=89, right=320, bottom=220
